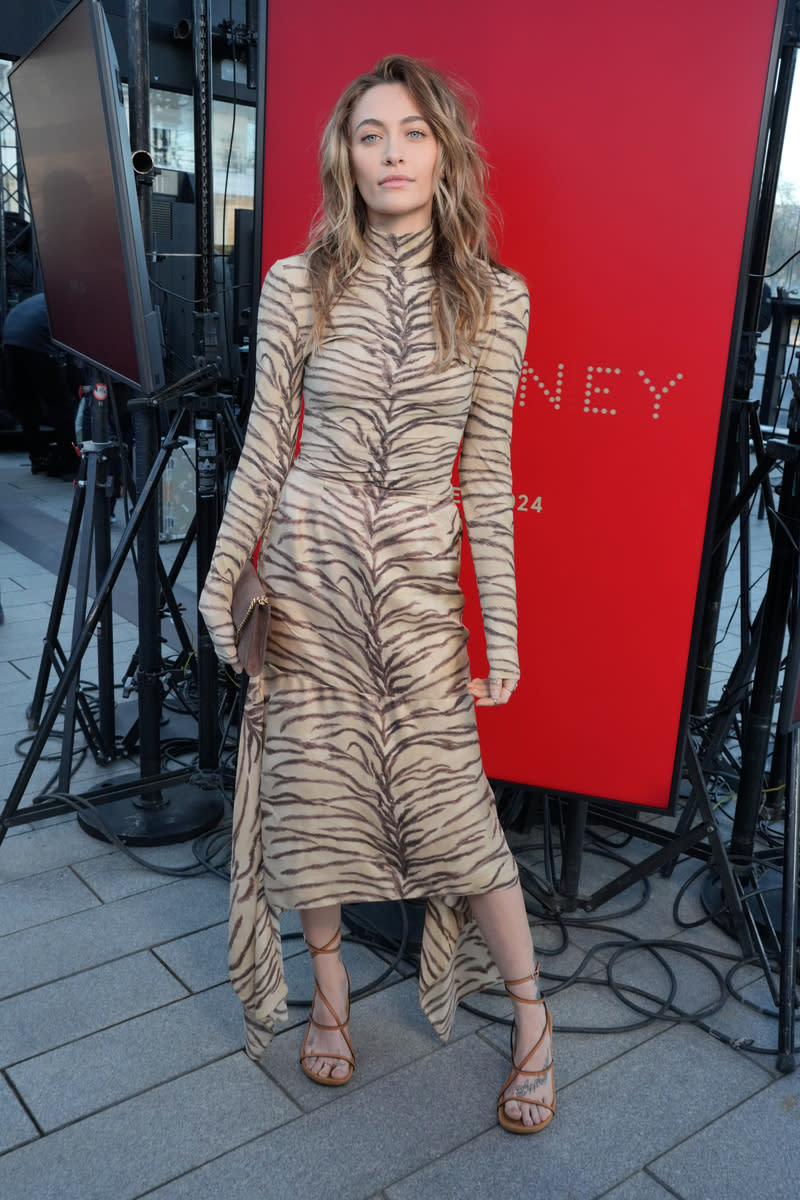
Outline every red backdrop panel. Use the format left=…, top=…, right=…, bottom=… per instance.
left=260, top=0, right=780, bottom=809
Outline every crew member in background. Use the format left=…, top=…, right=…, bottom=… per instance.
left=2, top=292, right=80, bottom=476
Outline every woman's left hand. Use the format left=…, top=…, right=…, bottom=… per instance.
left=468, top=677, right=519, bottom=706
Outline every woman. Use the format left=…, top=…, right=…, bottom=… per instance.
left=199, top=54, right=554, bottom=1134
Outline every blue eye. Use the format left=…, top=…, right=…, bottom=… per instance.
left=360, top=133, right=379, bottom=143
left=407, top=129, right=424, bottom=139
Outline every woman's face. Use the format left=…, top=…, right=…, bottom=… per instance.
left=349, top=83, right=439, bottom=235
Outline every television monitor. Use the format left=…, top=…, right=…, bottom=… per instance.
left=8, top=0, right=164, bottom=394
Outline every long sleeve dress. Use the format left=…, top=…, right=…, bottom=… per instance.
left=199, top=225, right=530, bottom=1060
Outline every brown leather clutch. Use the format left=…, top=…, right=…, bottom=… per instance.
left=231, top=559, right=270, bottom=676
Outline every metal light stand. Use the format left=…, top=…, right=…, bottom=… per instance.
left=116, top=487, right=202, bottom=739
left=666, top=403, right=777, bottom=840
left=759, top=295, right=800, bottom=426
left=514, top=763, right=752, bottom=960
left=717, top=382, right=800, bottom=1070
left=779, top=723, right=800, bottom=1070
left=74, top=383, right=224, bottom=845
left=59, top=382, right=116, bottom=778
left=194, top=396, right=222, bottom=771
left=0, top=367, right=225, bottom=849
left=69, top=0, right=225, bottom=843
left=23, top=436, right=112, bottom=763
left=774, top=551, right=800, bottom=1072
left=188, top=0, right=244, bottom=778
left=24, top=379, right=204, bottom=775
left=25, top=382, right=119, bottom=767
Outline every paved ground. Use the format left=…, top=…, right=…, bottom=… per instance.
left=0, top=444, right=798, bottom=1199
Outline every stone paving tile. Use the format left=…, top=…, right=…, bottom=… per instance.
left=0, top=700, right=38, bottom=735
left=262, top=975, right=484, bottom=1113
left=1, top=822, right=32, bottom=837
left=133, top=1035, right=504, bottom=1200
left=0, top=730, right=46, bottom=768
left=697, top=968, right=794, bottom=1077
left=150, top=909, right=305, bottom=999
left=586, top=941, right=732, bottom=1026
left=153, top=922, right=229, bottom=992
left=0, top=819, right=114, bottom=884
left=545, top=897, right=748, bottom=984
left=538, top=918, right=649, bottom=974
left=152, top=911, right=428, bottom=1016
left=0, top=874, right=227, bottom=999
left=7, top=983, right=243, bottom=1131
left=6, top=656, right=53, bottom=683
left=0, top=865, right=100, bottom=936
left=0, top=660, right=35, bottom=687
left=0, top=599, right=52, bottom=622
left=383, top=1023, right=773, bottom=1200
left=0, top=1075, right=38, bottom=1156
left=0, top=628, right=59, bottom=666
left=10, top=652, right=122, bottom=685
left=566, top=844, right=716, bottom=944
left=600, top=943, right=785, bottom=1077
left=3, top=812, right=74, bottom=834
left=0, top=1054, right=300, bottom=1200
left=1, top=753, right=91, bottom=809
left=0, top=951, right=188, bottom=1067
left=69, top=843, right=211, bottom=902
left=599, top=1171, right=684, bottom=1199
left=649, top=1067, right=800, bottom=1199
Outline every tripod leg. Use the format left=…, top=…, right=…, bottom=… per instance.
left=156, top=553, right=197, bottom=668
left=91, top=385, right=116, bottom=759
left=777, top=713, right=800, bottom=1074
left=686, top=740, right=754, bottom=957
left=59, top=450, right=102, bottom=790
left=662, top=601, right=767, bottom=880
left=26, top=453, right=89, bottom=730
left=0, top=404, right=190, bottom=845
left=692, top=401, right=749, bottom=716
left=558, top=797, right=588, bottom=910
left=731, top=441, right=800, bottom=865
left=130, top=396, right=164, bottom=798
left=195, top=407, right=220, bottom=770
left=120, top=477, right=198, bottom=686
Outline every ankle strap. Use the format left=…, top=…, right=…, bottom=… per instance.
left=305, top=929, right=341, bottom=959
left=503, top=962, right=541, bottom=1001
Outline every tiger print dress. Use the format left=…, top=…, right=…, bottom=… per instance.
left=199, top=226, right=530, bottom=1059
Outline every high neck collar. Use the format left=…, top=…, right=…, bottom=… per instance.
left=364, top=225, right=434, bottom=269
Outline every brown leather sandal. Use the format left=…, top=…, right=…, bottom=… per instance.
left=300, top=930, right=355, bottom=1087
left=497, top=965, right=556, bottom=1134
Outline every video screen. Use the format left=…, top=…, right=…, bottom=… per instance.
left=9, top=0, right=164, bottom=393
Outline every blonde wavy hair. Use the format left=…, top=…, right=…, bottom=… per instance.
left=305, top=54, right=507, bottom=367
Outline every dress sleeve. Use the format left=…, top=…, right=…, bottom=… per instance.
left=458, top=272, right=530, bottom=681
left=198, top=258, right=306, bottom=667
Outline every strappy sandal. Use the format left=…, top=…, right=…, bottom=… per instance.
left=300, top=930, right=355, bottom=1087
left=497, top=965, right=556, bottom=1134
